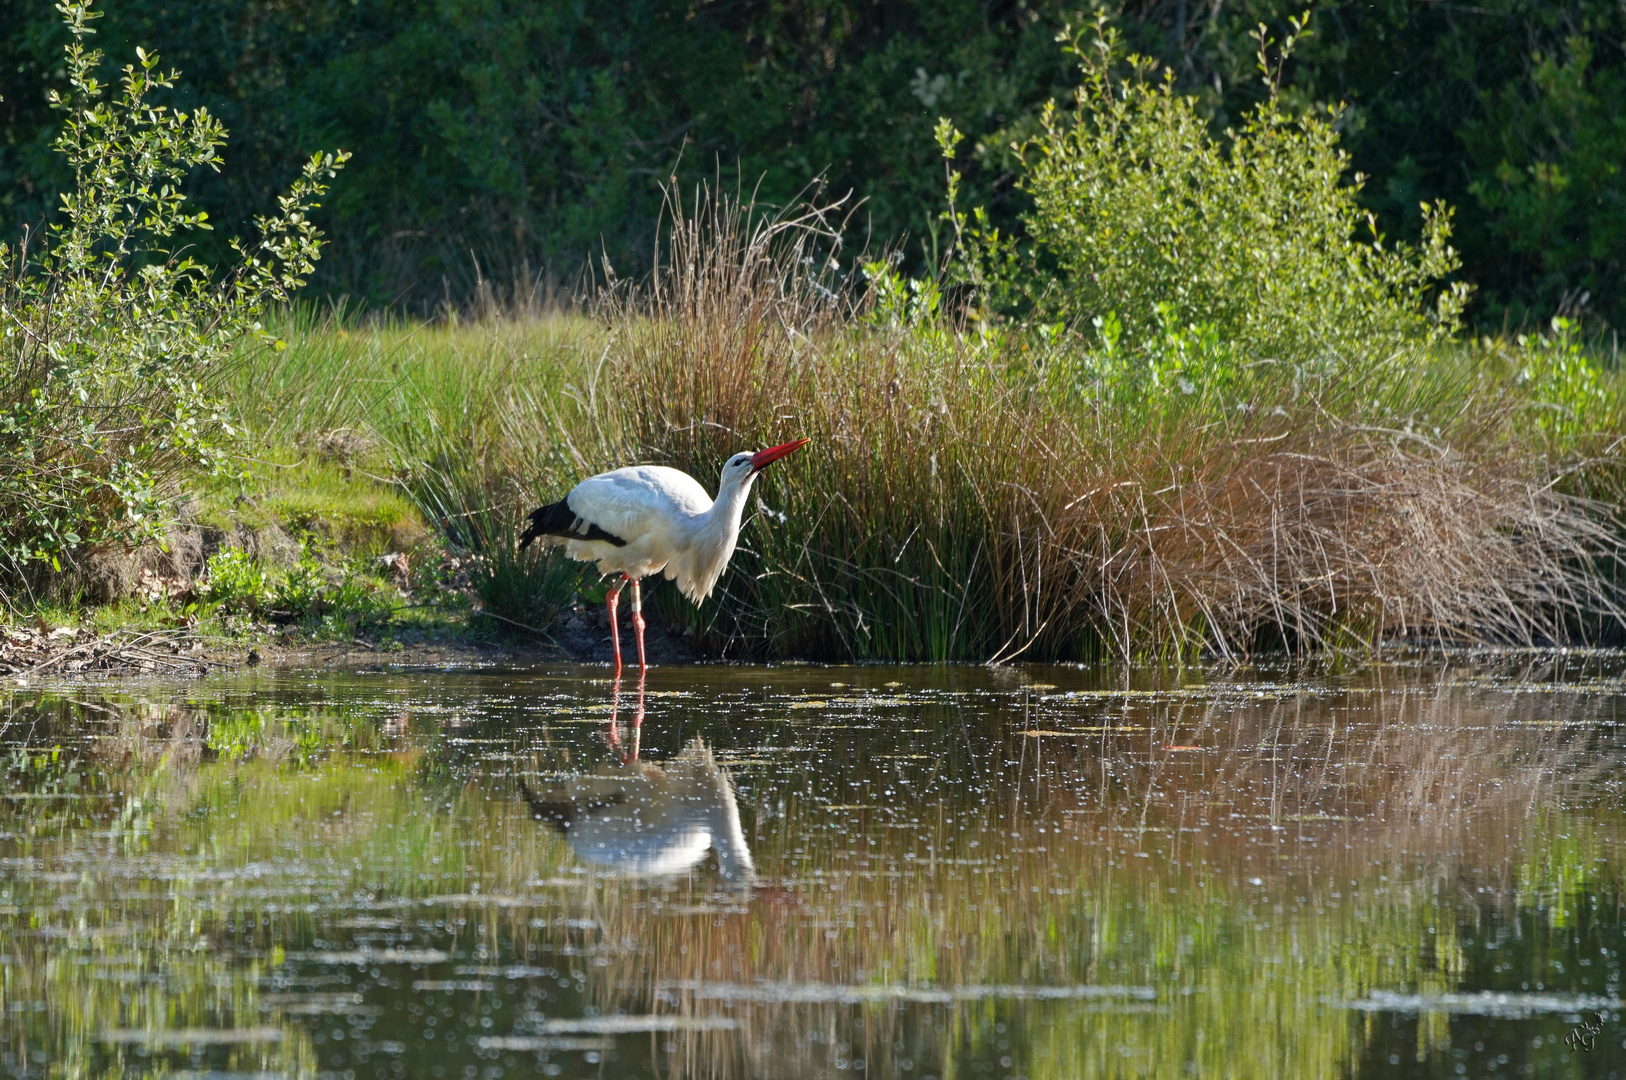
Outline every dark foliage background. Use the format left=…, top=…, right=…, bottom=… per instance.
left=3, top=0, right=1622, bottom=327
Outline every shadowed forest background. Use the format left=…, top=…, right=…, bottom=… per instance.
left=3, top=0, right=1623, bottom=329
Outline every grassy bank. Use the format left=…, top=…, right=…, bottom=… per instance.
left=14, top=250, right=1621, bottom=662
left=191, top=206, right=1626, bottom=663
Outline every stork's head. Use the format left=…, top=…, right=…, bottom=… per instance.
left=720, top=438, right=810, bottom=490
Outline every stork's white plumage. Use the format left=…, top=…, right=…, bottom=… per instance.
left=519, top=439, right=809, bottom=673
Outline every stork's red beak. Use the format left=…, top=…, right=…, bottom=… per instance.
left=750, top=438, right=810, bottom=473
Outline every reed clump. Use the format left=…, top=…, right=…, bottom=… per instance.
left=1076, top=417, right=1621, bottom=657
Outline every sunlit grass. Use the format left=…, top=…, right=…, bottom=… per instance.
left=229, top=307, right=600, bottom=449
left=197, top=454, right=425, bottom=553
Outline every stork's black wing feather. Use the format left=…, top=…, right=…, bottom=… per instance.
left=518, top=498, right=629, bottom=550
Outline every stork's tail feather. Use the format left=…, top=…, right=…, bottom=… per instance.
left=519, top=497, right=629, bottom=550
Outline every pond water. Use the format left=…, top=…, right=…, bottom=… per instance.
left=1, top=658, right=1623, bottom=1079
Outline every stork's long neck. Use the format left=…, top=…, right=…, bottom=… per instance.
left=696, top=476, right=752, bottom=553
left=664, top=473, right=755, bottom=604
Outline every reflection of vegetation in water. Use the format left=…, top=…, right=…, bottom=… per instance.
left=0, top=902, right=321, bottom=1078
left=1516, top=810, right=1619, bottom=929
left=0, top=668, right=1622, bottom=1078
left=571, top=813, right=1619, bottom=1079
left=0, top=690, right=573, bottom=1077
left=577, top=813, right=1460, bottom=1078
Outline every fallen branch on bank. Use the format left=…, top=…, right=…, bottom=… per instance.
left=471, top=605, right=560, bottom=644
left=0, top=626, right=216, bottom=676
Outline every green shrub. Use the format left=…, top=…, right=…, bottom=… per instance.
left=315, top=571, right=393, bottom=638
left=0, top=1, right=344, bottom=583
left=941, top=15, right=1470, bottom=362
left=267, top=547, right=394, bottom=636
left=204, top=549, right=268, bottom=613
left=1514, top=317, right=1610, bottom=439
left=271, top=551, right=328, bottom=619
left=1465, top=34, right=1626, bottom=327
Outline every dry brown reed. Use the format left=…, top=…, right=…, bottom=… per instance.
left=1075, top=422, right=1624, bottom=658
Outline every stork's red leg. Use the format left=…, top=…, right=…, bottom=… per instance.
left=630, top=578, right=647, bottom=673
left=605, top=578, right=624, bottom=675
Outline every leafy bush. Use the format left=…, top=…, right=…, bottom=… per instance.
left=1465, top=35, right=1626, bottom=327
left=315, top=572, right=394, bottom=638
left=0, top=1, right=345, bottom=582
left=1514, top=317, right=1610, bottom=439
left=5, top=2, right=1622, bottom=325
left=0, top=0, right=1081, bottom=311
left=269, top=547, right=394, bottom=636
left=942, top=16, right=1470, bottom=362
left=204, top=549, right=268, bottom=613
left=271, top=553, right=328, bottom=620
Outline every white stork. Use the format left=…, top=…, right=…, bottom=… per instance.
left=518, top=438, right=810, bottom=673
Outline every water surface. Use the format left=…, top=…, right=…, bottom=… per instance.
left=1, top=658, right=1623, bottom=1078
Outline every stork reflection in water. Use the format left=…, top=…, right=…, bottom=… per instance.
left=518, top=677, right=756, bottom=885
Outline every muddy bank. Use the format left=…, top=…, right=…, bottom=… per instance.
left=3, top=607, right=697, bottom=678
